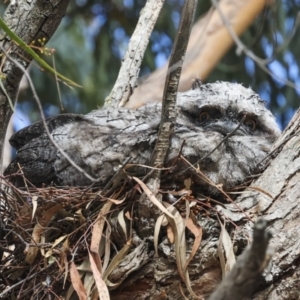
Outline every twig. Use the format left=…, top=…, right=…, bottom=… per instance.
left=150, top=0, right=198, bottom=176
left=179, top=155, right=253, bottom=222
left=100, top=157, right=131, bottom=195
left=0, top=264, right=53, bottom=298
left=180, top=115, right=246, bottom=176
left=211, top=0, right=300, bottom=91
left=258, top=131, right=299, bottom=166
left=1, top=46, right=97, bottom=183
left=17, top=162, right=30, bottom=193
left=135, top=0, right=198, bottom=238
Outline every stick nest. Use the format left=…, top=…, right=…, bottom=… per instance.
left=0, top=171, right=218, bottom=299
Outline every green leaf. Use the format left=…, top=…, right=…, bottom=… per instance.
left=0, top=17, right=81, bottom=88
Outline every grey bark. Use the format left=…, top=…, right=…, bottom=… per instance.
left=104, top=0, right=165, bottom=108
left=208, top=219, right=272, bottom=300
left=136, top=0, right=198, bottom=238
left=0, top=0, right=71, bottom=170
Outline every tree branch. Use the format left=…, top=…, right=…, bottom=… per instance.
left=104, top=0, right=165, bottom=108
left=0, top=0, right=71, bottom=171
left=126, top=0, right=270, bottom=108
left=150, top=0, right=198, bottom=170
left=209, top=219, right=272, bottom=300
left=136, top=0, right=198, bottom=237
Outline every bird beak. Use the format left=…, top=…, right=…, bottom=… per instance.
left=206, top=119, right=245, bottom=136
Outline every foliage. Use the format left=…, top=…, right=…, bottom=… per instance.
left=1, top=0, right=299, bottom=128
left=208, top=0, right=300, bottom=129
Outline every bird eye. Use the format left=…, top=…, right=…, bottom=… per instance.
left=199, top=111, right=211, bottom=123
left=244, top=117, right=256, bottom=131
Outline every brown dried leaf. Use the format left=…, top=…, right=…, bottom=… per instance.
left=125, top=211, right=133, bottom=220
left=70, top=262, right=87, bottom=300
left=184, top=217, right=203, bottom=272
left=75, top=209, right=86, bottom=224
left=102, top=226, right=111, bottom=273
left=167, top=225, right=174, bottom=243
left=103, top=239, right=132, bottom=284
left=218, top=221, right=236, bottom=278
left=31, top=196, right=38, bottom=220
left=154, top=214, right=167, bottom=256
left=63, top=239, right=70, bottom=288
left=163, top=202, right=197, bottom=298
left=83, top=272, right=96, bottom=297
left=117, top=209, right=127, bottom=239
left=52, top=235, right=68, bottom=248
left=25, top=204, right=62, bottom=264
left=133, top=177, right=174, bottom=219
left=77, top=258, right=92, bottom=272
left=90, top=201, right=113, bottom=273
left=44, top=248, right=53, bottom=258
left=184, top=178, right=192, bottom=190
left=89, top=251, right=110, bottom=300
left=105, top=196, right=126, bottom=204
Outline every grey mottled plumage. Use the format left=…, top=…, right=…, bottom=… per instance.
left=5, top=81, right=281, bottom=191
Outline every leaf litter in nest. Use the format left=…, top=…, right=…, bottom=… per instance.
left=0, top=151, right=257, bottom=300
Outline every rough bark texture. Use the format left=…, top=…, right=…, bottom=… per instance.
left=0, top=0, right=71, bottom=170
left=104, top=0, right=165, bottom=108
left=135, top=0, right=197, bottom=246
left=208, top=219, right=272, bottom=300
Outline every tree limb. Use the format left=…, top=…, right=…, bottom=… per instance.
left=0, top=0, right=71, bottom=171
left=104, top=0, right=165, bottom=108
left=126, top=0, right=270, bottom=108
left=136, top=0, right=198, bottom=237
left=209, top=219, right=272, bottom=300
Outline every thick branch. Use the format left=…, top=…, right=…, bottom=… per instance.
left=104, top=0, right=165, bottom=108
left=126, top=0, right=268, bottom=108
left=209, top=219, right=272, bottom=300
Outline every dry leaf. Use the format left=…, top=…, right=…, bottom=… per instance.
left=105, top=196, right=126, bottom=204
left=83, top=272, right=96, bottom=297
left=25, top=204, right=62, bottom=264
left=70, top=262, right=87, bottom=300
left=163, top=202, right=198, bottom=298
left=103, top=239, right=132, bottom=284
left=89, top=251, right=110, bottom=300
left=154, top=214, right=167, bottom=256
left=167, top=225, right=174, bottom=243
left=90, top=201, right=113, bottom=273
left=125, top=211, right=133, bottom=220
left=184, top=217, right=203, bottom=272
left=133, top=177, right=174, bottom=219
left=117, top=209, right=127, bottom=239
left=184, top=178, right=192, bottom=190
left=31, top=196, right=38, bottom=220
left=102, top=226, right=111, bottom=273
left=52, top=235, right=68, bottom=248
left=218, top=221, right=236, bottom=278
